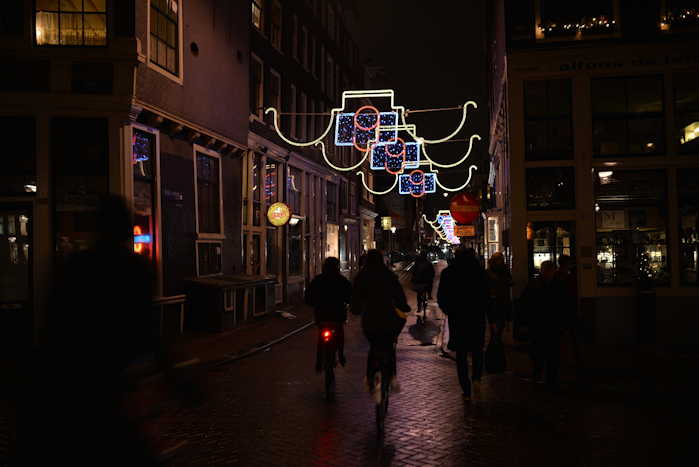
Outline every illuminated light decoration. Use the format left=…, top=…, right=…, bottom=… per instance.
left=267, top=202, right=291, bottom=226
left=133, top=225, right=151, bottom=254
left=423, top=210, right=460, bottom=244
left=435, top=165, right=478, bottom=192
left=399, top=170, right=437, bottom=198
left=356, top=171, right=398, bottom=196
left=265, top=89, right=481, bottom=197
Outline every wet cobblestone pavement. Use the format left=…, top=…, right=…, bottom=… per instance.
left=159, top=275, right=697, bottom=466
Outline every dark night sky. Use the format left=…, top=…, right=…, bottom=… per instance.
left=353, top=0, right=489, bottom=213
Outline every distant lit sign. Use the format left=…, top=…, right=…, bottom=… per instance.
left=267, top=202, right=291, bottom=226
left=454, top=225, right=475, bottom=237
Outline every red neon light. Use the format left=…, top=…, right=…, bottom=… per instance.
left=353, top=105, right=380, bottom=131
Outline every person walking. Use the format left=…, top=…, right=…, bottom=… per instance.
left=305, top=257, right=352, bottom=370
left=523, top=260, right=566, bottom=389
left=437, top=247, right=489, bottom=400
left=486, top=252, right=513, bottom=341
left=351, top=249, right=410, bottom=396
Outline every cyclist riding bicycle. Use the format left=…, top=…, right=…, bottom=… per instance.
left=351, top=249, right=410, bottom=398
left=305, top=257, right=352, bottom=371
left=411, top=251, right=435, bottom=315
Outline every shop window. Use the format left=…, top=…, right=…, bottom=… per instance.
left=595, top=169, right=669, bottom=286
left=195, top=150, right=222, bottom=235
left=524, top=80, right=572, bottom=160
left=52, top=118, right=109, bottom=260
left=149, top=0, right=180, bottom=75
left=526, top=167, right=575, bottom=210
left=289, top=220, right=302, bottom=275
left=528, top=221, right=575, bottom=277
left=674, top=72, right=699, bottom=154
left=197, top=241, right=222, bottom=276
left=327, top=182, right=338, bottom=222
left=679, top=170, right=699, bottom=286
left=251, top=153, right=261, bottom=226
left=250, top=55, right=263, bottom=118
left=132, top=128, right=157, bottom=260
left=0, top=117, right=36, bottom=196
left=36, top=0, right=107, bottom=46
left=251, top=0, right=263, bottom=31
left=592, top=76, right=664, bottom=156
left=288, top=167, right=302, bottom=215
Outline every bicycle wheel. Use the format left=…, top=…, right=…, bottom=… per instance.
left=324, top=347, right=336, bottom=400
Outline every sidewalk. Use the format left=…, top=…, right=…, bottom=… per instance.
left=165, top=303, right=315, bottom=367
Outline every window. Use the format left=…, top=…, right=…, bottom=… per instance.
left=251, top=0, right=263, bottom=31
left=291, top=15, right=298, bottom=61
left=149, top=0, right=180, bottom=75
left=678, top=170, right=699, bottom=286
left=301, top=26, right=308, bottom=70
left=524, top=80, right=572, bottom=160
left=266, top=69, right=281, bottom=125
left=310, top=35, right=317, bottom=77
left=528, top=221, right=575, bottom=277
left=288, top=167, right=302, bottom=215
left=592, top=76, right=665, bottom=156
left=327, top=182, right=338, bottom=222
left=661, top=0, right=699, bottom=32
left=250, top=55, right=263, bottom=118
left=251, top=153, right=261, bottom=226
left=526, top=167, right=575, bottom=210
left=326, top=56, right=334, bottom=96
left=270, top=1, right=281, bottom=48
left=195, top=149, right=222, bottom=235
left=290, top=84, right=297, bottom=138
left=0, top=117, right=36, bottom=196
left=339, top=180, right=348, bottom=212
left=537, top=1, right=617, bottom=40
left=289, top=220, right=302, bottom=275
left=35, top=0, right=107, bottom=46
left=132, top=127, right=158, bottom=260
left=595, top=169, right=669, bottom=286
left=197, top=241, right=222, bottom=276
left=674, top=72, right=699, bottom=154
left=52, top=118, right=108, bottom=259
left=299, top=92, right=307, bottom=140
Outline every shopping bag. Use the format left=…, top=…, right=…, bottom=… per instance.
left=485, top=336, right=506, bottom=374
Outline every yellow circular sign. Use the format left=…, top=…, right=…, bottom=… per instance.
left=267, top=202, right=291, bottom=226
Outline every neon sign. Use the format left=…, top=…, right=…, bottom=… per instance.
left=423, top=210, right=460, bottom=244
left=133, top=225, right=152, bottom=254
left=265, top=89, right=480, bottom=198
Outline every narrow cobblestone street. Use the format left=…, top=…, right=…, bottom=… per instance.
left=156, top=264, right=696, bottom=466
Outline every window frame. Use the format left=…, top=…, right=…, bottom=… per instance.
left=147, top=0, right=184, bottom=84
left=34, top=0, right=108, bottom=47
left=250, top=53, right=264, bottom=121
left=523, top=79, right=574, bottom=161
left=192, top=144, right=224, bottom=239
left=195, top=240, right=223, bottom=277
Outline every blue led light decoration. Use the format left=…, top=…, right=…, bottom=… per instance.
left=424, top=210, right=460, bottom=244
left=265, top=89, right=481, bottom=198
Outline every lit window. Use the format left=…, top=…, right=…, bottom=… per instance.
left=195, top=151, right=222, bottom=235
left=35, top=0, right=107, bottom=46
left=150, top=0, right=180, bottom=75
left=252, top=0, right=264, bottom=31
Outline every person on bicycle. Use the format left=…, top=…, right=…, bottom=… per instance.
left=411, top=250, right=436, bottom=301
left=351, top=249, right=410, bottom=397
left=305, top=257, right=352, bottom=371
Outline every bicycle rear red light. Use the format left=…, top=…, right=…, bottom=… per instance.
left=322, top=330, right=332, bottom=341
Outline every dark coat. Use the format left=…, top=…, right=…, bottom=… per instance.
left=351, top=266, right=409, bottom=338
left=521, top=277, right=566, bottom=344
left=487, top=268, right=513, bottom=324
left=411, top=257, right=436, bottom=290
left=438, top=258, right=489, bottom=351
left=305, top=272, right=352, bottom=323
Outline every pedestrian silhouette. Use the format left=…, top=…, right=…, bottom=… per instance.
left=437, top=247, right=489, bottom=399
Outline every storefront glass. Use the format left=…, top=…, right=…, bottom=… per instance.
left=679, top=170, right=699, bottom=285
left=289, top=220, right=302, bottom=275
left=675, top=72, right=699, bottom=155
left=326, top=223, right=339, bottom=259
left=527, top=221, right=574, bottom=277
left=133, top=128, right=156, bottom=259
left=595, top=169, right=669, bottom=286
left=526, top=167, right=575, bottom=210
